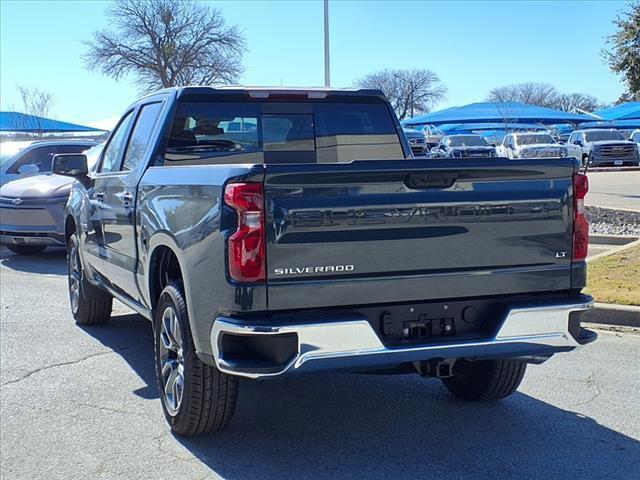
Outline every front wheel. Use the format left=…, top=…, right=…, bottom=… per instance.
left=154, top=282, right=238, bottom=436
left=6, top=244, right=46, bottom=255
left=441, top=359, right=526, bottom=401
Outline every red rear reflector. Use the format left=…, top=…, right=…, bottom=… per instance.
left=572, top=173, right=589, bottom=261
left=224, top=183, right=265, bottom=283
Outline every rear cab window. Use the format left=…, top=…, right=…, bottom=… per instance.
left=162, top=96, right=406, bottom=166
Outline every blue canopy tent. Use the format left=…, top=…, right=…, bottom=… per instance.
left=403, top=102, right=594, bottom=127
left=591, top=102, right=640, bottom=121
left=437, top=122, right=547, bottom=134
left=0, top=111, right=99, bottom=132
left=579, top=119, right=640, bottom=130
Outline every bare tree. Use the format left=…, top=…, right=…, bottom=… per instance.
left=355, top=68, right=447, bottom=120
left=7, top=86, right=56, bottom=138
left=554, top=93, right=603, bottom=113
left=84, top=0, right=246, bottom=92
left=488, top=82, right=559, bottom=108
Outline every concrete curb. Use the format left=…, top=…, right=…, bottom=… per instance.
left=589, top=234, right=638, bottom=246
left=582, top=303, right=640, bottom=328
left=587, top=238, right=640, bottom=262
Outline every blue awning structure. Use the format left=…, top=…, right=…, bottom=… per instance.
left=438, top=122, right=547, bottom=134
left=0, top=111, right=100, bottom=132
left=591, top=102, right=640, bottom=121
left=403, top=102, right=594, bottom=127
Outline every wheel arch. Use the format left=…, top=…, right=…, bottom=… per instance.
left=146, top=234, right=191, bottom=317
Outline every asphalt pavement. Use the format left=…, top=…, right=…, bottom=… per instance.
left=585, top=170, right=640, bottom=211
left=1, top=247, right=639, bottom=480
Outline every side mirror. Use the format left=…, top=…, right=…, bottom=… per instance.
left=574, top=140, right=582, bottom=147
left=52, top=154, right=88, bottom=177
left=18, top=164, right=40, bottom=175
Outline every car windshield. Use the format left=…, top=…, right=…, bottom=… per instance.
left=516, top=134, right=556, bottom=145
left=584, top=131, right=624, bottom=142
left=447, top=135, right=487, bottom=147
left=0, top=142, right=31, bottom=166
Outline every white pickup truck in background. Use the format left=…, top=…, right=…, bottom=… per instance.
left=566, top=129, right=640, bottom=167
left=497, top=132, right=567, bottom=159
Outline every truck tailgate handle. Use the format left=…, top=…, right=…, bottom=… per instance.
left=404, top=172, right=458, bottom=189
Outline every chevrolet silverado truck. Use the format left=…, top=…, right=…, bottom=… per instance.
left=566, top=129, right=640, bottom=167
left=54, top=87, right=596, bottom=437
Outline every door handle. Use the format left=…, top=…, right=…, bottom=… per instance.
left=95, top=191, right=105, bottom=201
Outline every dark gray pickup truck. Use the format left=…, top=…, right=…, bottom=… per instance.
left=54, top=87, right=595, bottom=436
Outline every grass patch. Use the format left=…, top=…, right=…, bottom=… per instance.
left=585, top=244, right=640, bottom=306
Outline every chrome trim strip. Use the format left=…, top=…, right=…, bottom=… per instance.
left=211, top=299, right=593, bottom=379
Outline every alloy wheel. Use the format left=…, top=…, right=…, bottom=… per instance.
left=68, top=242, right=81, bottom=314
left=159, top=306, right=185, bottom=416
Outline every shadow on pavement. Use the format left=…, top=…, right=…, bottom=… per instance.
left=0, top=246, right=67, bottom=275
left=80, top=313, right=158, bottom=400
left=80, top=312, right=640, bottom=479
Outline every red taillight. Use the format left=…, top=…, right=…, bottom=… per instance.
left=224, top=183, right=265, bottom=283
left=573, top=173, right=589, bottom=261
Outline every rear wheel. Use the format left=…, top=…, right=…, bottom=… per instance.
left=154, top=282, right=238, bottom=436
left=6, top=244, right=46, bottom=255
left=441, top=359, right=526, bottom=401
left=67, top=233, right=112, bottom=325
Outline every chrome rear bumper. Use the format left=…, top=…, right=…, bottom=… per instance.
left=211, top=297, right=594, bottom=379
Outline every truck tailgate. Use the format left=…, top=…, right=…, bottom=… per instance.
left=264, top=158, right=578, bottom=310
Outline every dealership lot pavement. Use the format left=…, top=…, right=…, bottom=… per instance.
left=1, top=247, right=639, bottom=480
left=586, top=171, right=640, bottom=211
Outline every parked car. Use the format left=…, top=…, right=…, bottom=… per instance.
left=0, top=143, right=104, bottom=255
left=0, top=139, right=97, bottom=185
left=565, top=129, right=640, bottom=167
left=430, top=134, right=497, bottom=158
left=56, top=86, right=595, bottom=437
left=497, top=132, right=567, bottom=159
left=403, top=127, right=428, bottom=157
left=407, top=124, right=442, bottom=148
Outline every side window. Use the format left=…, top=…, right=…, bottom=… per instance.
left=58, top=144, right=93, bottom=154
left=568, top=133, right=575, bottom=144
left=7, top=145, right=58, bottom=174
left=121, top=102, right=163, bottom=171
left=99, top=111, right=134, bottom=174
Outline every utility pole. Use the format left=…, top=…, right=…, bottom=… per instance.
left=324, top=0, right=330, bottom=87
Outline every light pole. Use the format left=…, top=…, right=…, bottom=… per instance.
left=324, top=0, right=330, bottom=87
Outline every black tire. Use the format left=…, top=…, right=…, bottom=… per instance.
left=154, top=282, right=238, bottom=436
left=67, top=233, right=112, bottom=325
left=7, top=244, right=46, bottom=255
left=441, top=359, right=526, bottom=401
